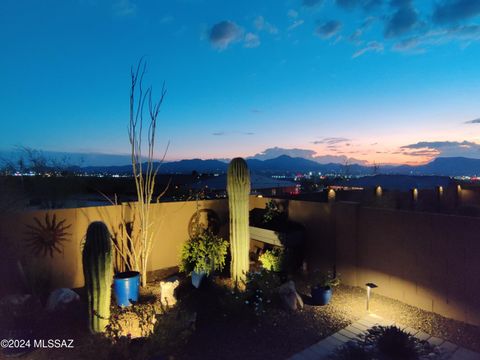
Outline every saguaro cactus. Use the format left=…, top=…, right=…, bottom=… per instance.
left=227, top=157, right=251, bottom=284
left=82, top=221, right=113, bottom=333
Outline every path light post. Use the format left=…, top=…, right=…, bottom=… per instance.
left=366, top=282, right=378, bottom=312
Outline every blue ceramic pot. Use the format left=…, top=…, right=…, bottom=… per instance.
left=113, top=271, right=140, bottom=307
left=311, top=286, right=332, bottom=305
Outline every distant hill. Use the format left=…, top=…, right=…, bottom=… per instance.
left=20, top=155, right=480, bottom=177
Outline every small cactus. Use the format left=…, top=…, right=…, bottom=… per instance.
left=227, top=157, right=251, bottom=284
left=82, top=221, right=113, bottom=333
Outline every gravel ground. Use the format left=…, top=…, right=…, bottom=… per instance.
left=176, top=279, right=480, bottom=359
left=3, top=279, right=479, bottom=360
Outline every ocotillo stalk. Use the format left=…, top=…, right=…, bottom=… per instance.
left=227, top=157, right=251, bottom=285
left=82, top=221, right=113, bottom=333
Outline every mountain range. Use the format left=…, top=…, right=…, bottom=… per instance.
left=78, top=155, right=480, bottom=177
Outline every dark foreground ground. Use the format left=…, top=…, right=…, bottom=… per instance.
left=2, top=277, right=479, bottom=360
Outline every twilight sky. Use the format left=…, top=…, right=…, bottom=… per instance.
left=1, top=0, right=480, bottom=165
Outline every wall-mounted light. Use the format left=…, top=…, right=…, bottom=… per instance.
left=327, top=189, right=336, bottom=202
left=366, top=282, right=378, bottom=311
left=437, top=186, right=443, bottom=198
left=256, top=194, right=263, bottom=198
left=375, top=185, right=382, bottom=197
left=457, top=184, right=462, bottom=195
left=411, top=188, right=418, bottom=202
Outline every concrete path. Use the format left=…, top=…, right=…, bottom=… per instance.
left=289, top=313, right=480, bottom=360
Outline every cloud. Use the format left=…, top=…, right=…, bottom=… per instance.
left=288, top=9, right=299, bottom=18
left=249, top=147, right=317, bottom=160
left=159, top=15, right=174, bottom=24
left=316, top=20, right=342, bottom=39
left=288, top=19, right=305, bottom=31
left=313, top=137, right=351, bottom=145
left=254, top=16, right=278, bottom=34
left=248, top=147, right=368, bottom=164
left=212, top=131, right=254, bottom=136
left=313, top=154, right=369, bottom=165
left=401, top=140, right=480, bottom=158
left=335, top=0, right=383, bottom=11
left=393, top=25, right=480, bottom=52
left=352, top=41, right=384, bottom=57
left=336, top=0, right=359, bottom=10
left=250, top=109, right=263, bottom=113
left=209, top=21, right=243, bottom=49
left=392, top=36, right=422, bottom=51
left=433, top=0, right=480, bottom=24
left=113, top=0, right=136, bottom=16
left=303, top=0, right=323, bottom=7
left=384, top=3, right=418, bottom=37
left=465, top=118, right=480, bottom=124
left=349, top=16, right=376, bottom=43
left=244, top=33, right=260, bottom=48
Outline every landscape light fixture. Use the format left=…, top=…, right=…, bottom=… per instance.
left=366, top=282, right=378, bottom=311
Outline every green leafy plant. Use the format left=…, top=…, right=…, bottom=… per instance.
left=262, top=200, right=282, bottom=224
left=311, top=269, right=341, bottom=289
left=259, top=248, right=285, bottom=272
left=180, top=231, right=228, bottom=276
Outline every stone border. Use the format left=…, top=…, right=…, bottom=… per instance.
left=289, top=314, right=480, bottom=360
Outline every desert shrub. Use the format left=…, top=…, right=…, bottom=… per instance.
left=179, top=231, right=228, bottom=276
left=259, top=248, right=285, bottom=272
left=262, top=200, right=283, bottom=224
left=219, top=270, right=282, bottom=318
left=364, top=326, right=436, bottom=360
left=365, top=325, right=421, bottom=360
left=332, top=325, right=439, bottom=360
left=330, top=341, right=370, bottom=360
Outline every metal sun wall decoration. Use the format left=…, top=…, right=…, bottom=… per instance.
left=25, top=213, right=72, bottom=257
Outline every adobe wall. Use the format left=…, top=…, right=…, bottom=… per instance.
left=335, top=202, right=480, bottom=326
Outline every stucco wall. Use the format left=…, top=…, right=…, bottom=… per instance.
left=335, top=202, right=480, bottom=326
left=2, top=196, right=479, bottom=326
left=0, top=199, right=228, bottom=290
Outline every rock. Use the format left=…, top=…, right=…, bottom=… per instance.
left=278, top=280, right=304, bottom=311
left=0, top=294, right=32, bottom=307
left=46, top=288, right=80, bottom=312
left=110, top=305, right=157, bottom=339
left=159, top=277, right=179, bottom=308
left=278, top=280, right=303, bottom=311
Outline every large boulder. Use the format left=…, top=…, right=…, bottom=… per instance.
left=46, top=288, right=80, bottom=313
left=278, top=280, right=304, bottom=311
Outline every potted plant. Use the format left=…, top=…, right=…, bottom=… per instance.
left=180, top=230, right=228, bottom=288
left=310, top=270, right=340, bottom=305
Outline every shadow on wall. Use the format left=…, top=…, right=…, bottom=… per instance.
left=0, top=199, right=230, bottom=293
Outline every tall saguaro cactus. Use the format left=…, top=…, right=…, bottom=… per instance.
left=227, top=157, right=251, bottom=284
left=83, top=221, right=113, bottom=333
